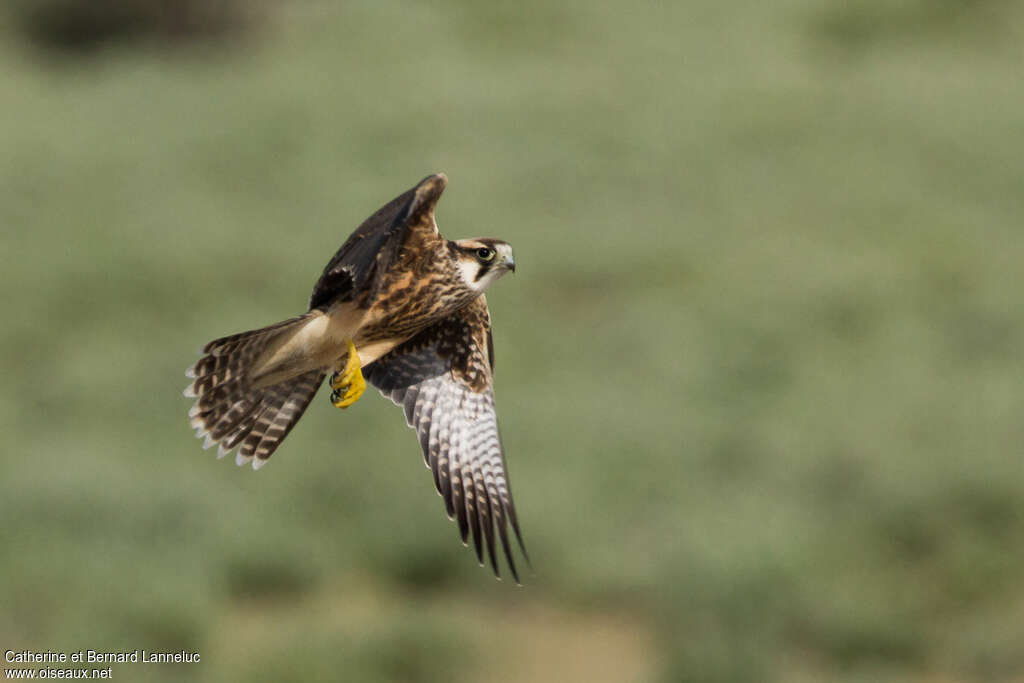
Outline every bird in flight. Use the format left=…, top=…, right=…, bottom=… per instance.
left=184, top=174, right=528, bottom=581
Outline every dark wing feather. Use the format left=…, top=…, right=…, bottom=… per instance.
left=309, top=173, right=447, bottom=311
left=364, top=296, right=529, bottom=582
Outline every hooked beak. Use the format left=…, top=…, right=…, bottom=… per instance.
left=505, top=255, right=516, bottom=273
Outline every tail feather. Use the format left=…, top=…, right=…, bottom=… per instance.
left=186, top=317, right=325, bottom=468
left=219, top=403, right=263, bottom=455
left=208, top=398, right=256, bottom=441
left=236, top=371, right=324, bottom=469
left=200, top=314, right=310, bottom=355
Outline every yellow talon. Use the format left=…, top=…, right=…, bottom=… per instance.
left=330, top=338, right=366, bottom=409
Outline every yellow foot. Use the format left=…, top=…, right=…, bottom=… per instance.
left=330, top=338, right=366, bottom=409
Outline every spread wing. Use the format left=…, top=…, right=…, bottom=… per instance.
left=309, top=173, right=447, bottom=311
left=363, top=296, right=529, bottom=582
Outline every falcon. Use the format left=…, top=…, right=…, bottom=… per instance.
left=184, top=174, right=528, bottom=581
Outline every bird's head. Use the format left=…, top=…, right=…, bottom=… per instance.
left=451, top=238, right=516, bottom=293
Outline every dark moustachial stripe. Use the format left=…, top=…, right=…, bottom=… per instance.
left=474, top=261, right=493, bottom=282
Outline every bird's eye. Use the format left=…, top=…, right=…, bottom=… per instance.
left=476, top=247, right=495, bottom=262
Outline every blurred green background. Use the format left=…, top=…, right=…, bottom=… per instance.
left=2, top=1, right=1023, bottom=681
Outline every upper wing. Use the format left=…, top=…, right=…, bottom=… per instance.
left=309, top=173, right=447, bottom=311
left=363, top=296, right=529, bottom=582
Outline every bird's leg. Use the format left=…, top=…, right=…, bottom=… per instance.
left=329, top=338, right=366, bottom=409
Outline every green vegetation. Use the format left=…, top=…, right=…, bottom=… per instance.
left=2, top=1, right=1023, bottom=681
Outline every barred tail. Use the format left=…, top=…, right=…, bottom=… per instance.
left=184, top=316, right=325, bottom=469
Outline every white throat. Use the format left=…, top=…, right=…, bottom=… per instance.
left=458, top=258, right=491, bottom=293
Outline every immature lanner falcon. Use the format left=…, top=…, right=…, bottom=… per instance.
left=184, top=174, right=528, bottom=581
